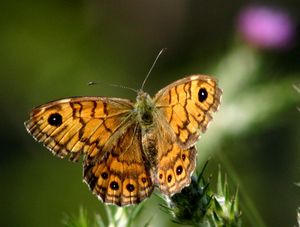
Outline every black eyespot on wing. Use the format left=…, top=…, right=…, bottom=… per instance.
left=48, top=113, right=63, bottom=126
left=126, top=183, right=135, bottom=192
left=101, top=172, right=108, bottom=179
left=176, top=165, right=183, bottom=175
left=110, top=181, right=119, bottom=190
left=167, top=174, right=172, bottom=183
left=198, top=88, right=208, bottom=102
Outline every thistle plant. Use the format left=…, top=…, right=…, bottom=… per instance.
left=207, top=170, right=241, bottom=226
left=162, top=162, right=242, bottom=226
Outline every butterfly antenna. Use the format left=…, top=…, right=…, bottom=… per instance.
left=88, top=81, right=138, bottom=93
left=141, top=48, right=167, bottom=91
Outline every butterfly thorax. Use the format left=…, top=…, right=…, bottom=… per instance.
left=135, top=91, right=155, bottom=127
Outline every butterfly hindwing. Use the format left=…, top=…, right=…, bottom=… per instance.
left=83, top=122, right=154, bottom=206
left=143, top=114, right=197, bottom=196
left=155, top=142, right=197, bottom=196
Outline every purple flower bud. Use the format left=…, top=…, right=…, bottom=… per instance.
left=237, top=5, right=295, bottom=50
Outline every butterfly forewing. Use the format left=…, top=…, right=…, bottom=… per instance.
left=25, top=97, right=134, bottom=161
left=154, top=75, right=222, bottom=148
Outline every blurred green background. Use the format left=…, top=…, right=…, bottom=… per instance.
left=1, top=1, right=299, bottom=226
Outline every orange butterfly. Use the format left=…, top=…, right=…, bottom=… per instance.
left=25, top=58, right=221, bottom=207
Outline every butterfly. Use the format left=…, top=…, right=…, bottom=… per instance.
left=24, top=75, right=222, bottom=206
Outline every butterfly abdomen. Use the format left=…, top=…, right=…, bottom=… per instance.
left=141, top=130, right=158, bottom=169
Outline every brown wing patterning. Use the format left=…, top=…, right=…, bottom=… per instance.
left=83, top=123, right=154, bottom=206
left=156, top=144, right=197, bottom=196
left=154, top=75, right=222, bottom=148
left=152, top=75, right=221, bottom=196
left=24, top=97, right=133, bottom=161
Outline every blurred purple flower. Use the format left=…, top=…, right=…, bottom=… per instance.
left=237, top=5, right=295, bottom=50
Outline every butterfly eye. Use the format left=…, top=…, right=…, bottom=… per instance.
left=198, top=88, right=208, bottom=102
left=48, top=113, right=63, bottom=126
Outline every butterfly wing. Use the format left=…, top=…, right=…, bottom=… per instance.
left=84, top=122, right=154, bottom=206
left=24, top=97, right=134, bottom=162
left=154, top=75, right=222, bottom=148
left=151, top=75, right=221, bottom=196
left=25, top=96, right=154, bottom=206
left=141, top=114, right=196, bottom=196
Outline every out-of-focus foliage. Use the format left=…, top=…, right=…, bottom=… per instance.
left=63, top=205, right=152, bottom=227
left=0, top=1, right=299, bottom=227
